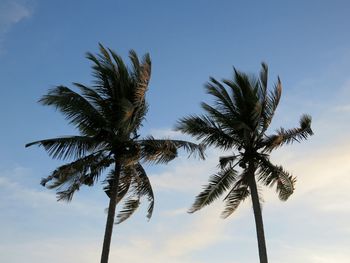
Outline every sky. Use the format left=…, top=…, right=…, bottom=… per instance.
left=0, top=0, right=350, bottom=262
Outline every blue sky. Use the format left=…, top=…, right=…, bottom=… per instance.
left=1, top=0, right=350, bottom=262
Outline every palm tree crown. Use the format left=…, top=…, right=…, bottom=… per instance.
left=26, top=44, right=204, bottom=263
left=176, top=63, right=313, bottom=263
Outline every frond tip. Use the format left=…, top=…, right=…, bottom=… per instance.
left=257, top=156, right=296, bottom=201
left=115, top=198, right=140, bottom=224
left=221, top=183, right=250, bottom=218
left=262, top=114, right=313, bottom=151
left=25, top=136, right=100, bottom=160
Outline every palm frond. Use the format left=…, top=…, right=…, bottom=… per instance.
left=128, top=50, right=140, bottom=75
left=139, top=136, right=177, bottom=163
left=132, top=51, right=151, bottom=106
left=257, top=156, right=296, bottom=201
left=119, top=98, right=136, bottom=122
left=86, top=51, right=114, bottom=99
left=25, top=136, right=103, bottom=160
left=260, top=78, right=282, bottom=133
left=201, top=102, right=251, bottom=134
left=222, top=78, right=246, bottom=119
left=262, top=114, right=313, bottom=151
left=176, top=115, right=241, bottom=150
left=105, top=163, right=154, bottom=222
left=39, top=86, right=106, bottom=135
left=222, top=70, right=260, bottom=130
left=87, top=44, right=133, bottom=103
left=168, top=139, right=205, bottom=159
left=103, top=168, right=132, bottom=204
left=232, top=68, right=258, bottom=107
left=134, top=163, right=154, bottom=220
left=218, top=155, right=237, bottom=169
left=41, top=152, right=112, bottom=201
left=189, top=166, right=238, bottom=213
left=72, top=82, right=113, bottom=120
left=259, top=62, right=268, bottom=98
left=115, top=198, right=140, bottom=224
left=128, top=101, right=149, bottom=133
left=114, top=165, right=148, bottom=224
left=108, top=47, right=132, bottom=99
left=221, top=182, right=250, bottom=218
left=139, top=136, right=205, bottom=163
left=205, top=78, right=237, bottom=115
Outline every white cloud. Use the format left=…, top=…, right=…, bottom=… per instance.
left=162, top=209, right=230, bottom=257
left=161, top=207, right=187, bottom=216
left=0, top=239, right=101, bottom=263
left=333, top=104, right=350, bottom=112
left=0, top=207, right=232, bottom=263
left=269, top=244, right=350, bottom=263
left=0, top=1, right=31, bottom=50
left=150, top=156, right=216, bottom=192
left=0, top=2, right=30, bottom=25
left=147, top=128, right=184, bottom=139
left=109, top=203, right=238, bottom=263
left=0, top=166, right=104, bottom=217
left=146, top=128, right=350, bottom=262
left=2, top=126, right=350, bottom=263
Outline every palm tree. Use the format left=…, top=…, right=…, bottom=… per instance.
left=176, top=63, right=313, bottom=263
left=26, top=44, right=204, bottom=263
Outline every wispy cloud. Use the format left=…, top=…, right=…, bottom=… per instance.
left=0, top=1, right=32, bottom=50
left=162, top=208, right=230, bottom=257
left=108, top=204, right=236, bottom=263
left=0, top=207, right=232, bottom=263
left=2, top=126, right=350, bottom=262
left=147, top=128, right=350, bottom=262
left=149, top=149, right=218, bottom=193
left=0, top=166, right=103, bottom=217
left=333, top=104, right=350, bottom=112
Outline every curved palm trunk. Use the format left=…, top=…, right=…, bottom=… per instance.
left=100, top=163, right=121, bottom=263
left=248, top=164, right=268, bottom=263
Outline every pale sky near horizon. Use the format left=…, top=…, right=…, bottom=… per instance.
left=1, top=1, right=350, bottom=262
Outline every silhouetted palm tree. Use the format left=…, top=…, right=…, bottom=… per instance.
left=26, top=44, right=204, bottom=263
left=176, top=63, right=313, bottom=263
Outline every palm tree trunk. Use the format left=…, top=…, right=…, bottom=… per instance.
left=248, top=164, right=268, bottom=263
left=100, top=163, right=121, bottom=263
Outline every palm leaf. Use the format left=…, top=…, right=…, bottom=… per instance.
left=25, top=136, right=102, bottom=160
left=171, top=139, right=205, bottom=159
left=262, top=114, right=313, bottom=151
left=221, top=182, right=250, bottom=218
left=131, top=50, right=151, bottom=106
left=257, top=156, right=296, bottom=201
left=218, top=155, right=237, bottom=169
left=115, top=197, right=140, bottom=224
left=205, top=78, right=237, bottom=115
left=139, top=136, right=177, bottom=163
left=189, top=166, right=238, bottom=213
left=259, top=62, right=268, bottom=98
left=201, top=102, right=251, bottom=134
left=139, top=136, right=205, bottom=163
left=107, top=163, right=154, bottom=222
left=39, top=86, right=106, bottom=135
left=222, top=75, right=260, bottom=132
left=41, top=152, right=112, bottom=201
left=103, top=168, right=132, bottom=204
left=134, top=163, right=154, bottom=220
left=260, top=78, right=282, bottom=133
left=72, top=82, right=114, bottom=120
left=176, top=115, right=241, bottom=150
